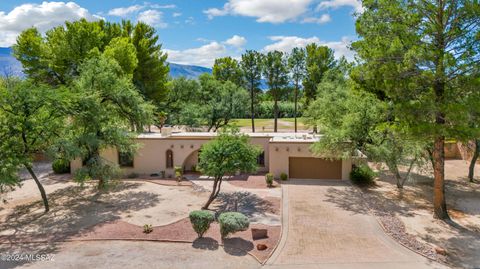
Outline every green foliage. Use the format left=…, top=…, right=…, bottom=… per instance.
left=62, top=55, right=154, bottom=189
left=198, top=128, right=260, bottom=179
left=175, top=166, right=183, bottom=180
left=143, top=224, right=153, bottom=234
left=213, top=57, right=243, bottom=86
left=265, top=173, right=274, bottom=187
left=240, top=50, right=264, bottom=131
left=189, top=210, right=215, bottom=238
left=303, top=44, right=335, bottom=104
left=52, top=159, right=70, bottom=174
left=280, top=172, right=288, bottom=181
left=218, top=212, right=249, bottom=238
left=103, top=37, right=138, bottom=75
left=263, top=51, right=289, bottom=132
left=350, top=164, right=376, bottom=186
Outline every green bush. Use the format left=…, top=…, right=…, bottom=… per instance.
left=280, top=172, right=288, bottom=181
left=265, top=173, right=274, bottom=187
left=218, top=212, right=249, bottom=238
left=175, top=166, right=183, bottom=181
left=350, top=164, right=376, bottom=185
left=52, top=159, right=70, bottom=174
left=189, top=210, right=215, bottom=238
left=143, top=224, right=153, bottom=234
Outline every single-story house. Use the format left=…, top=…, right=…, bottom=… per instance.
left=70, top=129, right=355, bottom=180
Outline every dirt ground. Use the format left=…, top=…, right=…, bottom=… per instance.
left=366, top=159, right=480, bottom=269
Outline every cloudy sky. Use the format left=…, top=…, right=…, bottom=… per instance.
left=0, top=0, right=361, bottom=67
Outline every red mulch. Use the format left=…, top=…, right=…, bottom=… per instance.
left=227, top=174, right=280, bottom=189
left=72, top=218, right=280, bottom=263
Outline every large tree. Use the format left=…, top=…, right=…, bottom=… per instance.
left=352, top=0, right=480, bottom=219
left=212, top=56, right=243, bottom=86
left=288, top=47, right=306, bottom=133
left=63, top=54, right=154, bottom=189
left=263, top=51, right=289, bottom=132
left=240, top=50, right=263, bottom=133
left=303, top=44, right=335, bottom=105
left=0, top=78, right=69, bottom=212
left=198, top=128, right=260, bottom=209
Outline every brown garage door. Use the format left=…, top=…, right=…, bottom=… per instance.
left=289, top=157, right=342, bottom=179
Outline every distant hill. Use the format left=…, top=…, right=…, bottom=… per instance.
left=0, top=47, right=212, bottom=79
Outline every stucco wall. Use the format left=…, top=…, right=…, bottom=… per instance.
left=268, top=142, right=351, bottom=180
left=71, top=136, right=271, bottom=176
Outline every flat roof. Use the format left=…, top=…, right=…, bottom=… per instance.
left=137, top=131, right=320, bottom=143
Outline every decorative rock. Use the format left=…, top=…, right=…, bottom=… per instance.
left=435, top=247, right=447, bottom=256
left=252, top=228, right=268, bottom=240
left=257, top=243, right=268, bottom=251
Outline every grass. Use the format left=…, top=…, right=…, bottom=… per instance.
left=230, top=118, right=309, bottom=132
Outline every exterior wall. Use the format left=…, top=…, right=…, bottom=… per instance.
left=268, top=142, right=351, bottom=180
left=71, top=136, right=271, bottom=176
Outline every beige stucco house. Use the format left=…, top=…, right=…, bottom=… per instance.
left=71, top=130, right=354, bottom=180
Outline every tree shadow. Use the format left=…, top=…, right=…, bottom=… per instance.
left=222, top=237, right=254, bottom=256
left=214, top=191, right=275, bottom=218
left=192, top=237, right=219, bottom=250
left=0, top=181, right=160, bottom=268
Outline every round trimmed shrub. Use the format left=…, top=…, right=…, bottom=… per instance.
left=350, top=164, right=376, bottom=185
left=265, top=173, right=274, bottom=187
left=189, top=210, right=215, bottom=238
left=280, top=172, right=288, bottom=181
left=218, top=212, right=249, bottom=238
left=52, top=159, right=70, bottom=174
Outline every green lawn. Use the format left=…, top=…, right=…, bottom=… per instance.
left=230, top=118, right=310, bottom=132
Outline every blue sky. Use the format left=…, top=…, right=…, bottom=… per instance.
left=0, top=0, right=361, bottom=67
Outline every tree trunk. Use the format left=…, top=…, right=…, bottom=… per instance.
left=202, top=176, right=222, bottom=209
left=294, top=82, right=298, bottom=133
left=433, top=136, right=449, bottom=219
left=468, top=139, right=479, bottom=182
left=251, top=85, right=255, bottom=133
left=25, top=164, right=49, bottom=212
left=274, top=97, right=278, bottom=133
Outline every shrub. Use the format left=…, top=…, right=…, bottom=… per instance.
left=189, top=210, right=215, bottom=238
left=52, top=159, right=70, bottom=174
left=265, top=173, right=274, bottom=187
left=350, top=164, right=376, bottom=185
left=143, top=224, right=153, bottom=234
left=218, top=212, right=250, bottom=238
left=175, top=166, right=183, bottom=181
left=280, top=172, right=288, bottom=181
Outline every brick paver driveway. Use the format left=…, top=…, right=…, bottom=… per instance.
left=266, top=180, right=447, bottom=269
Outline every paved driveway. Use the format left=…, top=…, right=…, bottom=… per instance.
left=266, top=180, right=447, bottom=269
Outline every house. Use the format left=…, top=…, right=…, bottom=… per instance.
left=70, top=129, right=354, bottom=180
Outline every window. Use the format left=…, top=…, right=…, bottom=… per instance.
left=257, top=151, right=265, bottom=167
left=166, top=149, right=174, bottom=168
left=118, top=151, right=134, bottom=167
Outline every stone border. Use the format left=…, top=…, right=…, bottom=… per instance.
left=264, top=183, right=287, bottom=265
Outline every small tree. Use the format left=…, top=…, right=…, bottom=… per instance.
left=198, top=128, right=260, bottom=209
left=0, top=78, right=69, bottom=212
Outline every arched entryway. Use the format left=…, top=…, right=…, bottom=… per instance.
left=183, top=149, right=200, bottom=172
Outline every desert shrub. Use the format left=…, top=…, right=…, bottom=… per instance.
left=143, top=224, right=153, bottom=234
left=189, top=210, right=215, bottom=238
left=350, top=164, right=376, bottom=185
left=52, top=159, right=70, bottom=174
left=175, top=166, right=183, bottom=181
left=265, top=173, right=274, bottom=187
left=218, top=212, right=249, bottom=238
left=280, top=172, right=288, bottom=181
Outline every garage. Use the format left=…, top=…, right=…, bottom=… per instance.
left=289, top=157, right=342, bottom=179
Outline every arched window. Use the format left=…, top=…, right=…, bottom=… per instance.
left=166, top=149, right=174, bottom=168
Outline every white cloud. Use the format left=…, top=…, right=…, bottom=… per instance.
left=302, top=14, right=331, bottom=24
left=0, top=1, right=101, bottom=47
left=204, top=0, right=314, bottom=23
left=150, top=4, right=176, bottom=9
left=224, top=35, right=247, bottom=48
left=108, top=5, right=142, bottom=17
left=137, top=9, right=167, bottom=28
left=172, top=12, right=182, bottom=17
left=263, top=36, right=355, bottom=60
left=317, top=0, right=363, bottom=13
left=165, top=42, right=228, bottom=67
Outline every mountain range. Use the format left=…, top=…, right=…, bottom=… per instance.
left=0, top=47, right=212, bottom=79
